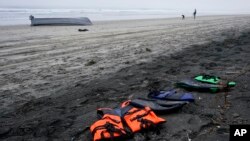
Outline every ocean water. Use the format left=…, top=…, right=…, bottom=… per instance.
left=0, top=8, right=182, bottom=25
left=0, top=8, right=249, bottom=25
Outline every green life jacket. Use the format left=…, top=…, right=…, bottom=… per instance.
left=194, top=75, right=236, bottom=87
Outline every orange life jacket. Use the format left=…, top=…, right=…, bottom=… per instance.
left=120, top=100, right=166, bottom=133
left=90, top=108, right=127, bottom=141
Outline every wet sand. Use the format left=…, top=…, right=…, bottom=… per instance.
left=0, top=15, right=250, bottom=140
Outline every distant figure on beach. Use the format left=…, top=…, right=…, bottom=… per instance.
left=193, top=9, right=197, bottom=19
left=182, top=15, right=185, bottom=20
left=29, top=15, right=34, bottom=20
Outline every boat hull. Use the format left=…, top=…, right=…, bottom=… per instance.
left=30, top=17, right=92, bottom=26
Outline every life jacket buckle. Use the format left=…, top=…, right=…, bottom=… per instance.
left=104, top=122, right=116, bottom=132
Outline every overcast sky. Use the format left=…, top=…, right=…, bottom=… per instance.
left=1, top=0, right=250, bottom=11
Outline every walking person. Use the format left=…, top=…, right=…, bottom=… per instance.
left=193, top=9, right=197, bottom=20
left=182, top=14, right=185, bottom=20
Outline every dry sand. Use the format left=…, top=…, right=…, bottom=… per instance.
left=0, top=15, right=250, bottom=141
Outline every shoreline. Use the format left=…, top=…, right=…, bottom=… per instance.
left=1, top=14, right=250, bottom=27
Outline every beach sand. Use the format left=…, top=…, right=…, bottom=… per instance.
left=0, top=15, right=250, bottom=140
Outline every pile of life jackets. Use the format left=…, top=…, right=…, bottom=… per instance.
left=89, top=74, right=236, bottom=140
left=90, top=100, right=166, bottom=141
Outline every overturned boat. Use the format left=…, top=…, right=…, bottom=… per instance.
left=29, top=15, right=92, bottom=26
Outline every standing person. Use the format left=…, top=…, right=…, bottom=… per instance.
left=193, top=9, right=197, bottom=19
left=182, top=14, right=185, bottom=20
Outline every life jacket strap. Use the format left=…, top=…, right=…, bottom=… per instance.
left=126, top=109, right=141, bottom=116
left=92, top=121, right=126, bottom=141
left=102, top=122, right=126, bottom=140
left=102, top=116, right=120, bottom=124
left=130, top=109, right=151, bottom=121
